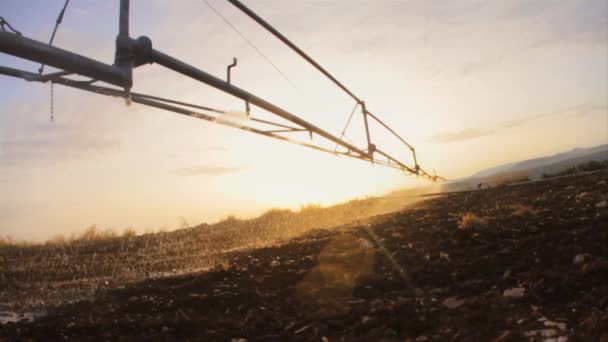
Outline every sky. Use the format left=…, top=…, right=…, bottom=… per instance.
left=1, top=0, right=607, bottom=241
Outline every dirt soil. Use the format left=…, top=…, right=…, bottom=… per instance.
left=1, top=171, right=607, bottom=341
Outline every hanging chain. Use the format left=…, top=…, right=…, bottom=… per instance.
left=40, top=0, right=70, bottom=123
left=50, top=83, right=54, bottom=122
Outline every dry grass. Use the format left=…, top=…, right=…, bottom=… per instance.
left=122, top=227, right=137, bottom=238
left=0, top=194, right=418, bottom=303
left=0, top=235, right=32, bottom=248
left=458, top=212, right=490, bottom=229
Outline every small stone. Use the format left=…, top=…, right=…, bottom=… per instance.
left=370, top=299, right=384, bottom=310
left=495, top=331, right=511, bottom=341
left=577, top=192, right=591, bottom=200
left=442, top=297, right=465, bottom=309
left=383, top=328, right=397, bottom=337
left=580, top=311, right=600, bottom=333
left=524, top=330, right=539, bottom=337
left=596, top=200, right=607, bottom=209
left=231, top=339, right=248, bottom=342
left=582, top=259, right=608, bottom=274
left=502, top=269, right=511, bottom=279
left=361, top=316, right=372, bottom=324
left=161, top=326, right=169, bottom=333
left=359, top=239, right=373, bottom=249
left=544, top=320, right=567, bottom=331
left=572, top=254, right=588, bottom=265
left=597, top=180, right=607, bottom=186
left=541, top=329, right=557, bottom=337
left=503, top=287, right=525, bottom=298
left=430, top=288, right=443, bottom=294
left=294, top=324, right=312, bottom=334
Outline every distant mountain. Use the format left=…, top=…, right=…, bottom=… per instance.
left=525, top=149, right=608, bottom=180
left=389, top=144, right=608, bottom=196
left=472, top=161, right=520, bottom=178
left=473, top=144, right=608, bottom=178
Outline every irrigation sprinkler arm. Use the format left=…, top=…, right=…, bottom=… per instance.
left=1, top=64, right=432, bottom=178
left=147, top=48, right=371, bottom=159
left=0, top=65, right=373, bottom=165
left=0, top=0, right=443, bottom=181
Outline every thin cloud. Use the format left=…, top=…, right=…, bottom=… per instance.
left=430, top=103, right=606, bottom=143
left=72, top=8, right=89, bottom=17
left=198, top=146, right=228, bottom=152
left=0, top=122, right=121, bottom=167
left=176, top=165, right=245, bottom=177
left=566, top=104, right=608, bottom=118
left=430, top=128, right=495, bottom=143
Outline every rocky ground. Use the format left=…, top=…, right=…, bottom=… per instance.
left=1, top=170, right=607, bottom=341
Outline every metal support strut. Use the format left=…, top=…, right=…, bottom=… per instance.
left=227, top=57, right=237, bottom=84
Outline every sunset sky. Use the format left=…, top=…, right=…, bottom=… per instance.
left=1, top=0, right=607, bottom=241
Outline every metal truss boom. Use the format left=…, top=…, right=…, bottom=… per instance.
left=0, top=0, right=443, bottom=182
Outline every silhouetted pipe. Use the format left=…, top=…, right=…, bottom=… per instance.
left=0, top=31, right=129, bottom=87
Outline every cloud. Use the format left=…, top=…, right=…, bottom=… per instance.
left=430, top=128, right=495, bottom=143
left=175, top=165, right=245, bottom=176
left=198, top=146, right=228, bottom=152
left=0, top=122, right=121, bottom=167
left=0, top=93, right=134, bottom=169
left=340, top=0, right=608, bottom=79
left=430, top=103, right=607, bottom=143
left=566, top=104, right=608, bottom=118
left=72, top=8, right=89, bottom=17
